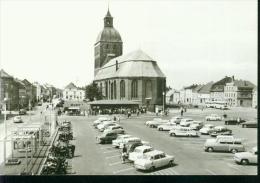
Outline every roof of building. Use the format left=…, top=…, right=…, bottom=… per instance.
left=0, top=69, right=12, bottom=78
left=166, top=89, right=180, bottom=97
left=64, top=82, right=78, bottom=90
left=22, top=79, right=32, bottom=86
left=14, top=78, right=26, bottom=88
left=94, top=49, right=165, bottom=80
left=233, top=80, right=255, bottom=89
left=198, top=81, right=214, bottom=94
left=210, top=76, right=233, bottom=92
left=184, top=84, right=198, bottom=90
left=193, top=84, right=204, bottom=92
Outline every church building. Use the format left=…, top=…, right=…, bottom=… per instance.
left=92, top=9, right=166, bottom=112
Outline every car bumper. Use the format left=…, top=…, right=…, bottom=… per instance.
left=134, top=164, right=147, bottom=170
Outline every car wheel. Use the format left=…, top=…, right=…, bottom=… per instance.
left=168, top=160, right=174, bottom=167
left=207, top=147, right=214, bottom=152
left=149, top=166, right=155, bottom=172
left=241, top=159, right=249, bottom=165
left=231, top=149, right=238, bottom=154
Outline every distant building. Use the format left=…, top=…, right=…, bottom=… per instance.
left=197, top=81, right=214, bottom=105
left=252, top=87, right=257, bottom=108
left=224, top=79, right=255, bottom=107
left=22, top=79, right=37, bottom=108
left=182, top=84, right=200, bottom=105
left=166, top=89, right=180, bottom=105
left=63, top=82, right=85, bottom=101
left=14, top=78, right=27, bottom=109
left=210, top=76, right=233, bottom=102
left=192, top=85, right=204, bottom=105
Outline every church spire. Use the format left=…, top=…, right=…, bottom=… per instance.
left=104, top=8, right=113, bottom=27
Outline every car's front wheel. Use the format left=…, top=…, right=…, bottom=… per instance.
left=149, top=166, right=155, bottom=172
left=241, top=159, right=249, bottom=165
left=168, top=160, right=174, bottom=167
left=207, top=147, right=214, bottom=152
left=159, top=128, right=163, bottom=131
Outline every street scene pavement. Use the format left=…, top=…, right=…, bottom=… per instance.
left=58, top=107, right=257, bottom=175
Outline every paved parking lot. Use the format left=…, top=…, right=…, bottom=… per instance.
left=60, top=107, right=257, bottom=175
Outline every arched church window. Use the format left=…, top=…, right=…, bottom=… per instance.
left=131, top=80, right=138, bottom=98
left=105, top=82, right=108, bottom=98
left=120, top=80, right=125, bottom=99
left=111, top=82, right=114, bottom=99
left=114, top=80, right=117, bottom=99
left=145, top=80, right=152, bottom=98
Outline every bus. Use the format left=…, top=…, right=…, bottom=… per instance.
left=213, top=101, right=228, bottom=110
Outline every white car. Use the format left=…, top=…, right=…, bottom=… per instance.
left=146, top=119, right=169, bottom=128
left=190, top=121, right=204, bottom=130
left=199, top=124, right=215, bottom=135
left=134, top=150, right=174, bottom=171
left=93, top=118, right=112, bottom=127
left=112, top=134, right=132, bottom=148
left=119, top=137, right=142, bottom=148
left=179, top=118, right=194, bottom=127
left=97, top=121, right=116, bottom=131
left=214, top=126, right=227, bottom=132
left=205, top=114, right=222, bottom=121
left=13, top=116, right=23, bottom=123
left=103, top=125, right=125, bottom=134
left=234, top=146, right=258, bottom=165
left=169, top=127, right=199, bottom=137
left=157, top=122, right=177, bottom=131
left=170, top=116, right=183, bottom=124
left=128, top=145, right=154, bottom=162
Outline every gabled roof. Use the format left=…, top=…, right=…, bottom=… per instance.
left=64, top=82, right=78, bottom=90
left=0, top=69, right=13, bottom=78
left=22, top=79, right=32, bottom=86
left=193, top=85, right=204, bottom=92
left=233, top=80, right=255, bottom=88
left=166, top=89, right=180, bottom=97
left=198, top=81, right=214, bottom=94
left=94, top=49, right=165, bottom=80
left=210, top=76, right=233, bottom=92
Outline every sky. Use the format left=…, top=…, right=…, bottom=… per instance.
left=0, top=0, right=257, bottom=90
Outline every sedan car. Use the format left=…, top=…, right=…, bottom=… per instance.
left=13, top=116, right=23, bottom=123
left=96, top=132, right=118, bottom=144
left=179, top=118, right=194, bottom=127
left=225, top=117, right=246, bottom=125
left=234, top=146, right=257, bottom=165
left=189, top=121, right=204, bottom=130
left=103, top=125, right=125, bottom=134
left=157, top=122, right=177, bottom=131
left=205, top=114, right=222, bottom=121
left=146, top=119, right=169, bottom=128
left=170, top=116, right=183, bottom=124
left=241, top=121, right=257, bottom=128
left=112, top=134, right=132, bottom=148
left=199, top=124, right=215, bottom=135
left=134, top=150, right=174, bottom=171
left=169, top=127, right=199, bottom=137
left=209, top=126, right=232, bottom=137
left=128, top=145, right=154, bottom=162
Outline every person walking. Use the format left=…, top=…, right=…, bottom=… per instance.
left=181, top=108, right=184, bottom=116
left=121, top=144, right=127, bottom=163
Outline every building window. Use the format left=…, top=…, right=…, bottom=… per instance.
left=105, top=81, right=108, bottom=98
left=120, top=80, right=125, bottom=98
left=111, top=82, right=114, bottom=99
left=114, top=81, right=117, bottom=99
left=131, top=80, right=138, bottom=98
left=145, top=80, right=152, bottom=98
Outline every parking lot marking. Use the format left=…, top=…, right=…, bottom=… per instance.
left=109, top=161, right=122, bottom=166
left=105, top=154, right=121, bottom=159
left=113, top=167, right=135, bottom=174
left=205, top=169, right=217, bottom=175
left=103, top=150, right=119, bottom=154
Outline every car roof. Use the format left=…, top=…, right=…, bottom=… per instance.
left=145, top=150, right=164, bottom=156
left=135, top=145, right=153, bottom=151
left=118, top=134, right=131, bottom=138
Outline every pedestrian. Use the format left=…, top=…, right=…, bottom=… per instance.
left=181, top=109, right=183, bottom=116
left=121, top=144, right=127, bottom=163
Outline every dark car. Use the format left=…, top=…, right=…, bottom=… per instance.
left=225, top=118, right=246, bottom=125
left=96, top=132, right=118, bottom=144
left=19, top=109, right=27, bottom=115
left=241, top=121, right=257, bottom=128
left=210, top=129, right=233, bottom=137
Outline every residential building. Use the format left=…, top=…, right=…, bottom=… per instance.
left=197, top=81, right=214, bottom=105
left=63, top=82, right=85, bottom=101
left=210, top=76, right=233, bottom=102
left=166, top=89, right=180, bottom=105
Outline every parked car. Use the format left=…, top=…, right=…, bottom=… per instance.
left=96, top=121, right=116, bottom=130
left=146, top=119, right=169, bottom=128
left=37, top=102, right=42, bottom=106
left=93, top=117, right=111, bottom=127
left=13, top=116, right=23, bottom=123
left=204, top=136, right=245, bottom=153
left=98, top=122, right=117, bottom=132
left=179, top=118, right=194, bottom=127
left=5, top=158, right=21, bottom=165
left=209, top=126, right=232, bottom=137
left=169, top=127, right=199, bottom=137
left=103, top=125, right=125, bottom=134
left=190, top=121, right=204, bottom=130
left=19, top=109, right=27, bottom=115
left=199, top=124, right=215, bottom=135
left=125, top=141, right=150, bottom=156
left=157, top=122, right=177, bottom=131
left=234, top=146, right=258, bottom=165
left=205, top=114, right=222, bottom=121
left=241, top=121, right=257, bottom=128
left=170, top=116, right=183, bottom=124
left=112, top=134, right=132, bottom=148
left=134, top=150, right=174, bottom=171
left=128, top=145, right=154, bottom=162
left=225, top=117, right=246, bottom=125
left=96, top=132, right=118, bottom=144
left=119, top=137, right=142, bottom=149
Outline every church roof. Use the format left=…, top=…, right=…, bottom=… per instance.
left=94, top=49, right=166, bottom=81
left=96, top=27, right=122, bottom=43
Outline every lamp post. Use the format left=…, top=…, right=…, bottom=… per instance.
left=3, top=97, right=8, bottom=165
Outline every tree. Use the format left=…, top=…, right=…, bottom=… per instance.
left=85, top=82, right=103, bottom=101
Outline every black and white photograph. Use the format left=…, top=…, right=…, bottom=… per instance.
left=0, top=0, right=257, bottom=177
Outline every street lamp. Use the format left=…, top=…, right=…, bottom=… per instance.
left=3, top=97, right=8, bottom=165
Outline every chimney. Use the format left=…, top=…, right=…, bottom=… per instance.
left=116, top=60, right=119, bottom=71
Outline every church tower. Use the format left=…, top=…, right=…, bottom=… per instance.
left=94, top=9, right=123, bottom=76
